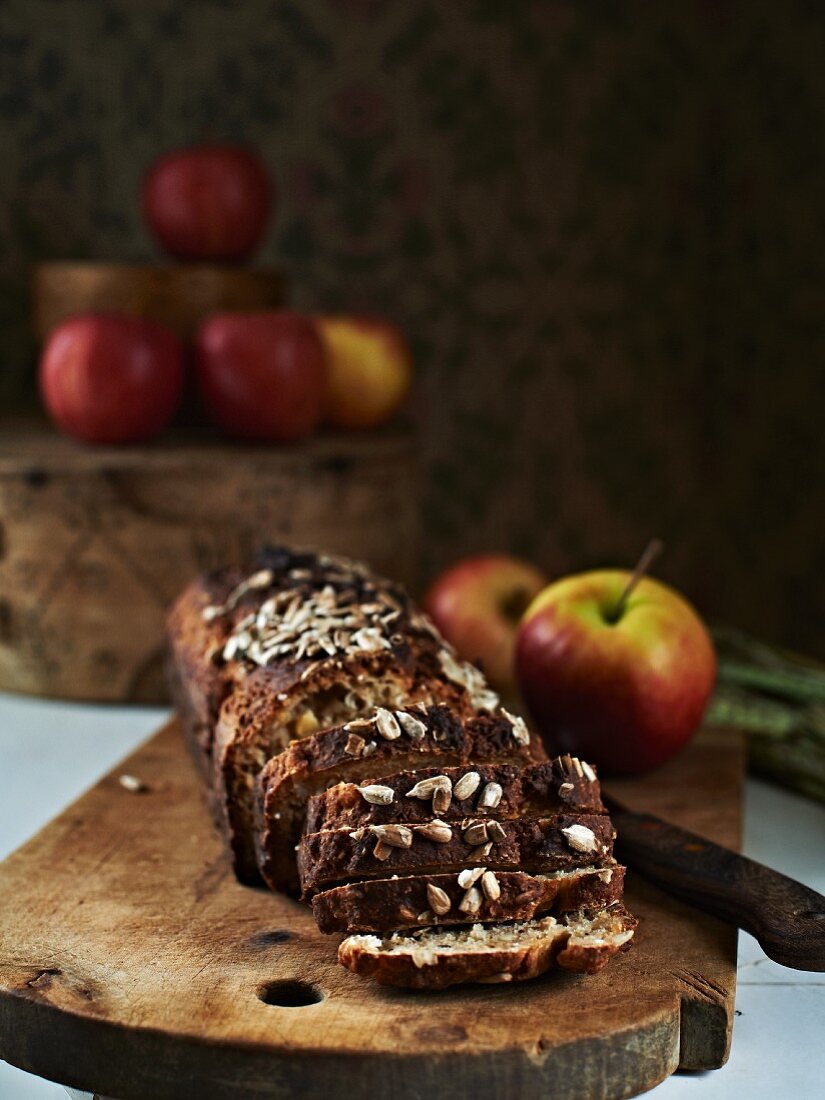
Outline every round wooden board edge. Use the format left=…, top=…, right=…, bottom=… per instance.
left=0, top=983, right=683, bottom=1100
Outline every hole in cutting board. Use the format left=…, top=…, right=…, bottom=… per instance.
left=257, top=980, right=324, bottom=1007
left=248, top=928, right=294, bottom=948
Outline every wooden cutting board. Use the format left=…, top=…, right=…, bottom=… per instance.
left=0, top=720, right=742, bottom=1100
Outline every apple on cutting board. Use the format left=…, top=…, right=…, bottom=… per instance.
left=516, top=569, right=716, bottom=773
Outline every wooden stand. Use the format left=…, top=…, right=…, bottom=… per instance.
left=0, top=720, right=742, bottom=1100
left=0, top=421, right=419, bottom=702
left=33, top=262, right=286, bottom=340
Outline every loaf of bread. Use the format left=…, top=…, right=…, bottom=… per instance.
left=167, top=546, right=637, bottom=990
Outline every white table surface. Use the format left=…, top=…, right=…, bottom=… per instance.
left=0, top=691, right=823, bottom=1100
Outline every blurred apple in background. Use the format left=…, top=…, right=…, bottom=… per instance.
left=195, top=311, right=326, bottom=442
left=424, top=554, right=548, bottom=695
left=516, top=570, right=716, bottom=774
left=39, top=313, right=184, bottom=445
left=316, top=316, right=412, bottom=430
left=142, top=144, right=272, bottom=262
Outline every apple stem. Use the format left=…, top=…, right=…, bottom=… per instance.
left=612, top=538, right=664, bottom=619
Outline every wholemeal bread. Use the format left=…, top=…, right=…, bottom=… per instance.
left=168, top=547, right=513, bottom=881
left=304, top=756, right=604, bottom=836
left=312, top=863, right=626, bottom=933
left=298, top=813, right=615, bottom=898
left=338, top=904, right=638, bottom=988
left=256, top=705, right=537, bottom=893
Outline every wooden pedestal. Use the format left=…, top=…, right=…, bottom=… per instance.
left=0, top=421, right=419, bottom=702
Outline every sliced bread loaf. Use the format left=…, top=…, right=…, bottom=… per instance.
left=338, top=904, right=638, bottom=988
left=312, top=863, right=626, bottom=933
left=256, top=705, right=537, bottom=893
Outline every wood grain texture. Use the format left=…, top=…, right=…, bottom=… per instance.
left=33, top=262, right=286, bottom=340
left=0, top=720, right=742, bottom=1100
left=0, top=422, right=419, bottom=702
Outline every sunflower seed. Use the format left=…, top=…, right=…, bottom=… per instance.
left=501, top=707, right=530, bottom=746
left=486, top=820, right=507, bottom=843
left=375, top=708, right=402, bottom=740
left=119, top=774, right=145, bottom=793
left=357, top=784, right=395, bottom=806
left=362, top=740, right=378, bottom=757
left=571, top=757, right=584, bottom=777
left=561, top=824, right=598, bottom=852
left=396, top=711, right=427, bottom=740
left=453, top=771, right=481, bottom=800
left=432, top=785, right=452, bottom=815
left=407, top=775, right=451, bottom=800
left=344, top=733, right=365, bottom=757
left=426, top=883, right=452, bottom=915
left=457, top=866, right=485, bottom=889
left=477, top=782, right=503, bottom=811
left=458, top=886, right=483, bottom=914
left=463, top=821, right=489, bottom=846
left=371, top=824, right=413, bottom=848
left=471, top=842, right=493, bottom=860
left=581, top=760, right=597, bottom=782
left=416, top=820, right=453, bottom=843
left=559, top=782, right=574, bottom=793
left=481, top=871, right=501, bottom=901
left=373, top=839, right=393, bottom=861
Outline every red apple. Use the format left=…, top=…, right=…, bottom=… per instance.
left=424, top=555, right=548, bottom=695
left=516, top=571, right=716, bottom=773
left=315, top=315, right=412, bottom=430
left=142, top=144, right=272, bottom=262
left=195, top=311, right=326, bottom=442
left=39, top=313, right=184, bottom=445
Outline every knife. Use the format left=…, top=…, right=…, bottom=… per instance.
left=602, top=792, right=825, bottom=971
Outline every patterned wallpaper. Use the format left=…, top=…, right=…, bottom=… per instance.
left=0, top=1, right=823, bottom=652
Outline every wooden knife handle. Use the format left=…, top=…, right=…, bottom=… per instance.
left=613, top=812, right=825, bottom=971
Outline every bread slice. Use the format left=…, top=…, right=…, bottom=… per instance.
left=299, top=812, right=615, bottom=897
left=257, top=706, right=537, bottom=893
left=338, top=904, right=638, bottom=988
left=312, top=863, right=626, bottom=933
left=305, top=756, right=604, bottom=836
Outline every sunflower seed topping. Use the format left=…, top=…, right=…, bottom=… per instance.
left=571, top=757, right=585, bottom=777
left=458, top=886, right=483, bottom=914
left=437, top=647, right=500, bottom=712
left=357, top=784, right=395, bottom=805
left=481, top=870, right=501, bottom=901
left=426, top=883, right=452, bottom=915
left=407, top=775, right=451, bottom=800
left=457, top=866, right=485, bottom=889
left=477, top=782, right=503, bottom=811
left=453, top=771, right=481, bottom=800
left=559, top=782, right=574, bottom=793
left=373, top=839, right=393, bottom=861
left=581, top=760, right=597, bottom=782
left=432, top=784, right=452, bottom=815
left=375, top=708, right=402, bottom=740
left=463, top=821, right=489, bottom=846
left=416, top=820, right=453, bottom=843
left=561, top=824, right=599, bottom=852
left=501, top=707, right=531, bottom=746
left=396, top=711, right=427, bottom=740
left=371, top=824, right=413, bottom=849
left=486, top=820, right=507, bottom=842
left=471, top=842, right=493, bottom=860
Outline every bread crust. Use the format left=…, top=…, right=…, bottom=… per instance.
left=338, top=905, right=638, bottom=989
left=312, top=864, right=626, bottom=933
left=299, top=812, right=616, bottom=897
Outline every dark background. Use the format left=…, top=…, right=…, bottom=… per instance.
left=1, top=0, right=823, bottom=652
